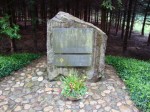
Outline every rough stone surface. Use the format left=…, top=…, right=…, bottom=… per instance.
left=0, top=56, right=139, bottom=112
left=47, top=11, right=107, bottom=81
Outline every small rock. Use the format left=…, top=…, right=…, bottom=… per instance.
left=2, top=105, right=8, bottom=111
left=107, top=86, right=115, bottom=91
left=5, top=88, right=10, bottom=90
left=0, top=95, right=6, bottom=100
left=32, top=77, right=38, bottom=81
left=14, top=106, right=22, bottom=111
left=37, top=71, right=43, bottom=76
left=66, top=101, right=72, bottom=105
left=90, top=101, right=97, bottom=105
left=53, top=88, right=59, bottom=92
left=98, top=100, right=105, bottom=104
left=37, top=89, right=44, bottom=94
left=79, top=109, right=85, bottom=112
left=126, top=100, right=133, bottom=105
left=117, top=102, right=122, bottom=106
left=103, top=90, right=111, bottom=94
left=15, top=98, right=22, bottom=103
left=20, top=73, right=25, bottom=76
left=96, top=105, right=101, bottom=109
left=91, top=83, right=97, bottom=86
left=20, top=83, right=24, bottom=87
left=34, top=106, right=42, bottom=111
left=57, top=81, right=61, bottom=85
left=132, top=107, right=139, bottom=112
left=93, top=110, right=97, bottom=112
left=0, top=90, right=2, bottom=95
left=57, top=100, right=65, bottom=106
left=45, top=88, right=52, bottom=92
left=111, top=109, right=119, bottom=112
left=66, top=105, right=71, bottom=108
left=0, top=101, right=8, bottom=106
left=24, top=95, right=32, bottom=99
left=25, top=82, right=33, bottom=88
left=38, top=77, right=43, bottom=81
left=104, top=106, right=111, bottom=111
left=88, top=92, right=93, bottom=96
left=101, top=92, right=105, bottom=96
left=119, top=104, right=133, bottom=112
left=79, top=102, right=84, bottom=108
left=44, top=106, right=53, bottom=111
left=64, top=109, right=72, bottom=112
left=92, top=94, right=100, bottom=100
left=24, top=104, right=31, bottom=109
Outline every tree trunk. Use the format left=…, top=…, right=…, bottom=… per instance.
left=123, top=0, right=133, bottom=52
left=129, top=0, right=137, bottom=39
left=101, top=8, right=107, bottom=32
left=147, top=33, right=150, bottom=46
left=121, top=0, right=128, bottom=39
left=115, top=10, right=120, bottom=35
left=10, top=39, right=16, bottom=53
left=108, top=11, right=112, bottom=37
left=141, top=0, right=150, bottom=35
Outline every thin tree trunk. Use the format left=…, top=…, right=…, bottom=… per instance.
left=123, top=0, right=133, bottom=52
left=101, top=8, right=107, bottom=32
left=108, top=11, right=112, bottom=37
left=141, top=0, right=150, bottom=35
left=10, top=39, right=16, bottom=53
left=147, top=33, right=150, bottom=46
left=121, top=0, right=128, bottom=39
left=115, top=10, right=120, bottom=35
left=129, top=0, right=137, bottom=39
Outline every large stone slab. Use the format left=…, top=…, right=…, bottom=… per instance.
left=47, top=11, right=107, bottom=81
left=52, top=28, right=93, bottom=54
left=53, top=55, right=92, bottom=67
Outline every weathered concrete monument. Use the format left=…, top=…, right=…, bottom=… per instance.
left=47, top=11, right=107, bottom=81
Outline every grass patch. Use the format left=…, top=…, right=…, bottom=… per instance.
left=106, top=55, right=150, bottom=112
left=0, top=53, right=40, bottom=78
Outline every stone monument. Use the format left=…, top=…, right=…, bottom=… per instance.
left=47, top=11, right=107, bottom=81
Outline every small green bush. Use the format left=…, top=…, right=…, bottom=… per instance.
left=0, top=53, right=40, bottom=78
left=106, top=55, right=150, bottom=112
left=61, top=70, right=87, bottom=99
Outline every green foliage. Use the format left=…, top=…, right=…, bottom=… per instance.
left=0, top=15, right=21, bottom=39
left=101, top=0, right=114, bottom=10
left=101, top=0, right=122, bottom=10
left=61, top=70, right=87, bottom=99
left=106, top=56, right=150, bottom=112
left=0, top=53, right=40, bottom=78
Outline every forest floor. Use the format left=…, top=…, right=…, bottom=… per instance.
left=106, top=29, right=150, bottom=60
left=0, top=25, right=150, bottom=61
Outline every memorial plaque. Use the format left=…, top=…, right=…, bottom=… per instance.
left=47, top=11, right=107, bottom=81
left=54, top=55, right=92, bottom=67
left=52, top=28, right=93, bottom=54
left=52, top=28, right=93, bottom=67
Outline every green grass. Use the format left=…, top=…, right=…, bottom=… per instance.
left=0, top=53, right=40, bottom=78
left=106, top=56, right=150, bottom=112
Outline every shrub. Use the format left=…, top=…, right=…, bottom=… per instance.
left=61, top=70, right=87, bottom=99
left=0, top=53, right=40, bottom=78
left=106, top=55, right=150, bottom=112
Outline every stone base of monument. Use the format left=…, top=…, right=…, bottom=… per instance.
left=47, top=11, right=107, bottom=82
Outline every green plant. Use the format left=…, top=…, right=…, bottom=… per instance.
left=0, top=53, right=40, bottom=78
left=61, top=70, right=87, bottom=99
left=0, top=15, right=21, bottom=39
left=106, top=55, right=150, bottom=112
